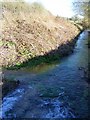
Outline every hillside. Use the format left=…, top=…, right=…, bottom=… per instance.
left=0, top=1, right=81, bottom=67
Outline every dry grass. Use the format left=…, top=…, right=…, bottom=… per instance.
left=0, top=1, right=80, bottom=67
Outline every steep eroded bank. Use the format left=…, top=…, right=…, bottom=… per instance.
left=0, top=1, right=82, bottom=67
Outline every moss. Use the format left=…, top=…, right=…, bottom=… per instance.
left=6, top=54, right=60, bottom=70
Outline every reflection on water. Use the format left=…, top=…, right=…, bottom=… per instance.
left=22, top=62, right=59, bottom=74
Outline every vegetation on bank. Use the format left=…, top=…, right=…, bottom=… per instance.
left=6, top=54, right=60, bottom=70
left=1, top=0, right=45, bottom=13
left=73, top=0, right=90, bottom=28
left=6, top=30, right=83, bottom=70
left=1, top=1, right=88, bottom=98
left=1, top=1, right=82, bottom=70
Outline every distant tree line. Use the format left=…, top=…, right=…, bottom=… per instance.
left=72, top=0, right=90, bottom=28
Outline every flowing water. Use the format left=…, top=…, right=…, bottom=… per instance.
left=1, top=30, right=89, bottom=118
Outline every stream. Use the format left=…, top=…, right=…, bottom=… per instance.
left=0, top=30, right=89, bottom=118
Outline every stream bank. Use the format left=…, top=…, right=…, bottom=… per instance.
left=6, top=30, right=83, bottom=70
left=1, top=30, right=83, bottom=97
left=1, top=1, right=82, bottom=67
left=1, top=30, right=89, bottom=119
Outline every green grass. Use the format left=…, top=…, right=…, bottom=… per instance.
left=6, top=54, right=61, bottom=70
left=0, top=41, right=16, bottom=47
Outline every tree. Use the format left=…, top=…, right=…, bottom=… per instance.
left=73, top=0, right=90, bottom=28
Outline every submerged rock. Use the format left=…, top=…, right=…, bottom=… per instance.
left=2, top=78, right=20, bottom=97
